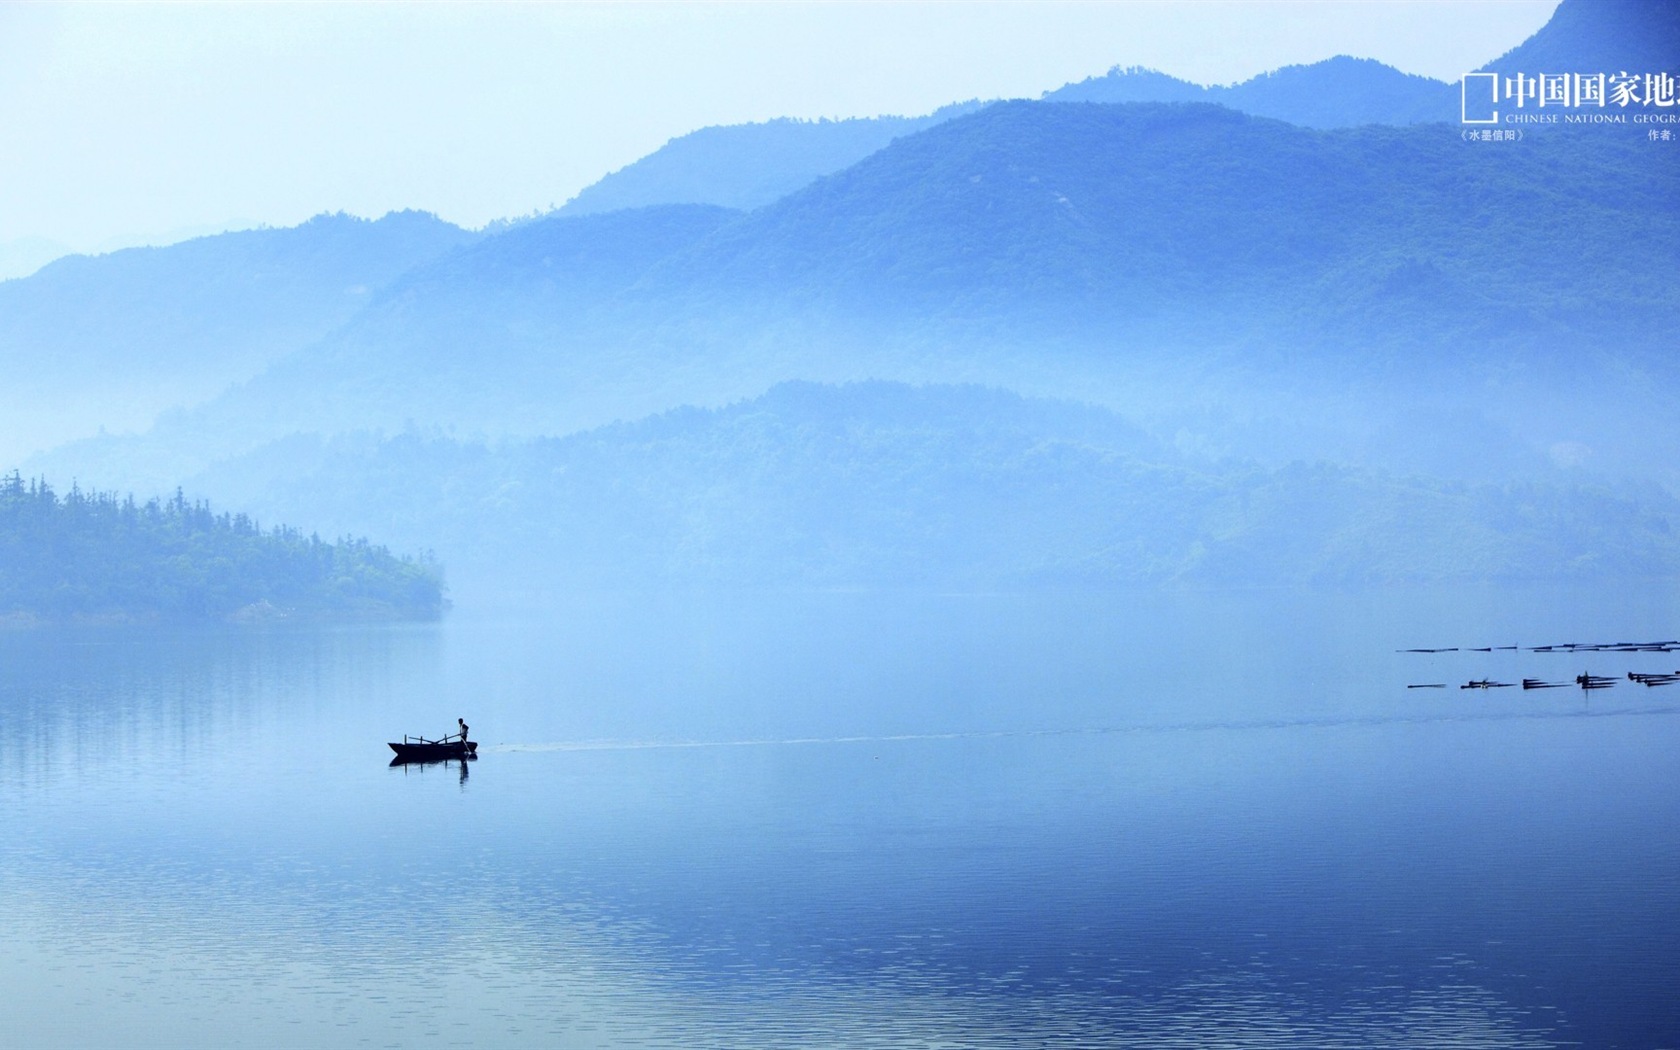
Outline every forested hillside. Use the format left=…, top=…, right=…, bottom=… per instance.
left=0, top=475, right=443, bottom=623
left=7, top=0, right=1677, bottom=602
left=543, top=0, right=1676, bottom=223
left=561, top=104, right=985, bottom=215
left=1483, top=0, right=1679, bottom=73
left=40, top=97, right=1675, bottom=501
left=181, top=383, right=1680, bottom=591
left=665, top=101, right=1678, bottom=345
left=1044, top=57, right=1452, bottom=127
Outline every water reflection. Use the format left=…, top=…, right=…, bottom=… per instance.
left=0, top=621, right=445, bottom=789
left=389, top=752, right=474, bottom=786
left=1, top=588, right=1677, bottom=1048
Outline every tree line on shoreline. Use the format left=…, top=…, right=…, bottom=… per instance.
left=0, top=473, right=444, bottom=623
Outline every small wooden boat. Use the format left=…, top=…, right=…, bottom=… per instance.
left=389, top=734, right=477, bottom=761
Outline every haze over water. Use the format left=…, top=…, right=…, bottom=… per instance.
left=3, top=1, right=1677, bottom=1046
left=3, top=587, right=1676, bottom=1048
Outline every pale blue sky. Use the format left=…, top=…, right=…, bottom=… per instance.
left=0, top=1, right=1556, bottom=260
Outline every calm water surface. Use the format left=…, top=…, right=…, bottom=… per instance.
left=1, top=588, right=1676, bottom=1048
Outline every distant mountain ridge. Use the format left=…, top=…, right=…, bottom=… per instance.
left=0, top=211, right=477, bottom=463
left=31, top=98, right=1679, bottom=502
left=640, top=100, right=1677, bottom=351
left=0, top=236, right=74, bottom=283
left=180, top=382, right=1680, bottom=591
left=556, top=58, right=1459, bottom=221
left=562, top=102, right=985, bottom=215
left=1044, top=56, right=1454, bottom=127
left=11, top=0, right=1680, bottom=597
left=549, top=0, right=1679, bottom=222
left=1482, top=0, right=1680, bottom=74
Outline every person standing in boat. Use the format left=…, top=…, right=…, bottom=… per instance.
left=457, top=717, right=469, bottom=745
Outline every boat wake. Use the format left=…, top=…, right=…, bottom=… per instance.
left=488, top=704, right=1680, bottom=755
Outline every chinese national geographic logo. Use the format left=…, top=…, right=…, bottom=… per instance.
left=1461, top=71, right=1680, bottom=124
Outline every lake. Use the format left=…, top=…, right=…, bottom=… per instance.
left=2, top=587, right=1677, bottom=1048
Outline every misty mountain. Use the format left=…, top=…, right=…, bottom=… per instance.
left=1482, top=0, right=1680, bottom=74
left=31, top=97, right=1680, bottom=499
left=562, top=103, right=986, bottom=215
left=0, top=236, right=74, bottom=283
left=553, top=56, right=1462, bottom=230
left=179, top=382, right=1680, bottom=592
left=552, top=0, right=1672, bottom=227
left=379, top=101, right=1680, bottom=367
left=11, top=0, right=1676, bottom=600
left=222, top=202, right=747, bottom=437
left=0, top=210, right=477, bottom=462
left=1044, top=57, right=1453, bottom=128
left=656, top=101, right=1677, bottom=336
left=381, top=202, right=740, bottom=305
